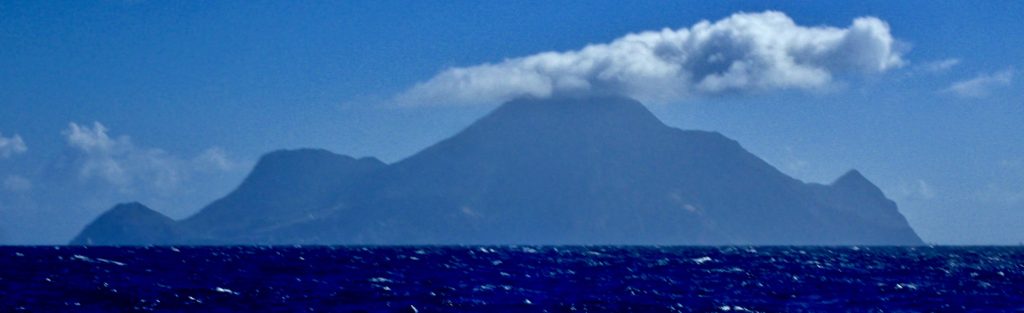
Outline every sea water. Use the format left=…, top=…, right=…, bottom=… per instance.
left=1, top=246, right=1022, bottom=312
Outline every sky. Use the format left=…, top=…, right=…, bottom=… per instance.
left=1, top=1, right=1022, bottom=244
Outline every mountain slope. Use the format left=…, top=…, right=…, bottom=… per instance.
left=260, top=96, right=923, bottom=245
left=180, top=149, right=385, bottom=243
left=70, top=202, right=181, bottom=245
left=70, top=96, right=923, bottom=245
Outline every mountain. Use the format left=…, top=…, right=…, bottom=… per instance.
left=180, top=149, right=385, bottom=243
left=70, top=96, right=923, bottom=245
left=71, top=202, right=181, bottom=245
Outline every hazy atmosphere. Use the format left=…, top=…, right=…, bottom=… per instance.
left=1, top=1, right=1022, bottom=244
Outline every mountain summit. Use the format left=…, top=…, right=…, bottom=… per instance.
left=71, top=96, right=923, bottom=245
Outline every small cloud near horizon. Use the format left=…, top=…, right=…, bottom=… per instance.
left=395, top=11, right=905, bottom=106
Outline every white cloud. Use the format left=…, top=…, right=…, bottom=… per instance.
left=61, top=122, right=242, bottom=193
left=945, top=69, right=1014, bottom=98
left=0, top=132, right=27, bottom=158
left=921, top=58, right=960, bottom=73
left=0, top=122, right=251, bottom=244
left=397, top=11, right=904, bottom=106
left=64, top=122, right=118, bottom=154
left=63, top=122, right=131, bottom=185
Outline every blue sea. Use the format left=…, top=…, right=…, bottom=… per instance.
left=1, top=246, right=1022, bottom=312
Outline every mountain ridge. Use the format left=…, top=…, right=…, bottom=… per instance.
left=70, top=96, right=923, bottom=245
left=180, top=148, right=386, bottom=242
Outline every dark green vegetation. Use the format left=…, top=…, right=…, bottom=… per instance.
left=72, top=97, right=922, bottom=245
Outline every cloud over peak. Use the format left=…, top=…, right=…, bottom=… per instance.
left=397, top=11, right=904, bottom=106
left=0, top=132, right=28, bottom=158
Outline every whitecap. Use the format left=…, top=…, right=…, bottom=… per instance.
left=214, top=287, right=239, bottom=295
left=369, top=277, right=392, bottom=283
left=692, top=256, right=713, bottom=264
left=71, top=255, right=126, bottom=266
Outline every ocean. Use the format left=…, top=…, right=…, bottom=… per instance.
left=1, top=246, right=1022, bottom=312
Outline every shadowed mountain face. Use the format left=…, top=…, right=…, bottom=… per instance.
left=70, top=96, right=923, bottom=245
left=72, top=202, right=180, bottom=245
left=180, top=149, right=385, bottom=242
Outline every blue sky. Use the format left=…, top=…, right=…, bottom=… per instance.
left=1, top=1, right=1022, bottom=244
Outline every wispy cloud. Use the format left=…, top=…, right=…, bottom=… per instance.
left=193, top=147, right=245, bottom=172
left=0, top=122, right=251, bottom=244
left=2, top=175, right=31, bottom=193
left=61, top=122, right=243, bottom=194
left=396, top=11, right=905, bottom=106
left=894, top=179, right=937, bottom=201
left=0, top=133, right=27, bottom=158
left=945, top=69, right=1014, bottom=98
left=913, top=180, right=936, bottom=200
left=920, top=58, right=960, bottom=73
